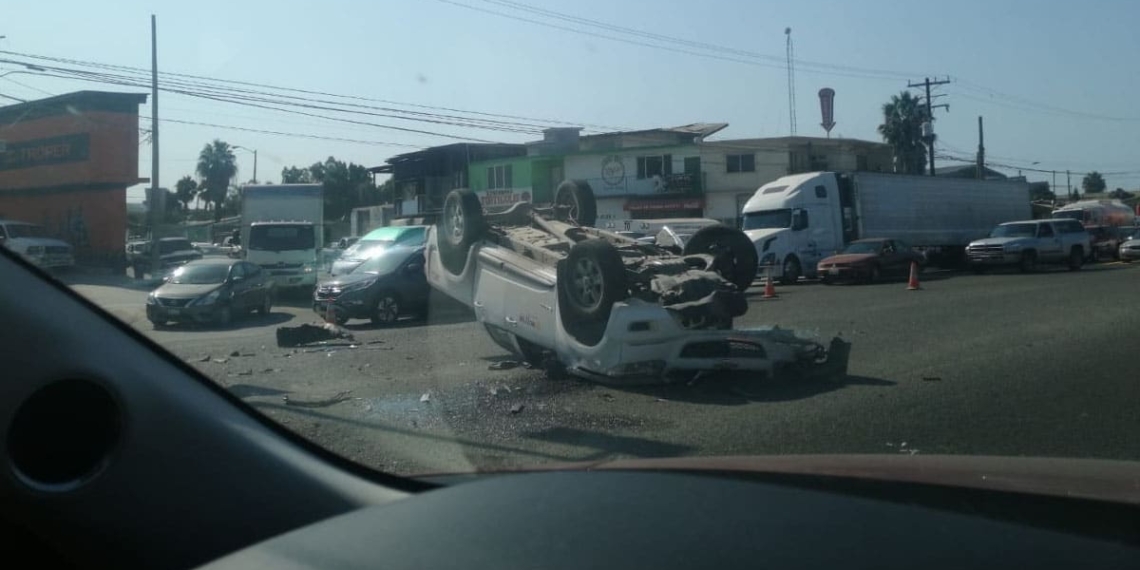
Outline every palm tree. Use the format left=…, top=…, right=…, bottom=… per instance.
left=196, top=140, right=238, bottom=222
left=877, top=92, right=929, bottom=175
left=174, top=175, right=198, bottom=213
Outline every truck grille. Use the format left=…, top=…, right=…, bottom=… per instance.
left=968, top=244, right=1004, bottom=253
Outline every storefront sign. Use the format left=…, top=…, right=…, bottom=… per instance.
left=601, top=155, right=625, bottom=189
left=624, top=197, right=704, bottom=212
left=0, top=133, right=90, bottom=172
left=479, top=188, right=532, bottom=207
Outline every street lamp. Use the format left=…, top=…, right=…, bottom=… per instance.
left=232, top=145, right=258, bottom=184
left=0, top=64, right=48, bottom=103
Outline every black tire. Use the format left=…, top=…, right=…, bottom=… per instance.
left=439, top=189, right=485, bottom=275
left=371, top=292, right=401, bottom=326
left=257, top=293, right=273, bottom=315
left=683, top=225, right=759, bottom=292
left=1018, top=251, right=1037, bottom=273
left=780, top=256, right=801, bottom=286
left=214, top=305, right=232, bottom=328
left=515, top=336, right=546, bottom=368
left=554, top=179, right=597, bottom=227
left=558, top=239, right=628, bottom=346
left=1068, top=247, right=1084, bottom=271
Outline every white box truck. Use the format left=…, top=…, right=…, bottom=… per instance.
left=742, top=172, right=1031, bottom=283
left=241, top=184, right=324, bottom=290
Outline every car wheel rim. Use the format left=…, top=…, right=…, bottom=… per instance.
left=377, top=297, right=399, bottom=323
left=558, top=193, right=579, bottom=221
left=571, top=258, right=603, bottom=309
left=446, top=202, right=464, bottom=242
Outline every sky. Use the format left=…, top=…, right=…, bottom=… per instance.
left=3, top=0, right=1139, bottom=203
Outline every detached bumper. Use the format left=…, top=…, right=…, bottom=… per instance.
left=313, top=291, right=371, bottom=320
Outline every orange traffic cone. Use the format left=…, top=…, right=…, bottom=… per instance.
left=762, top=266, right=778, bottom=299
left=907, top=262, right=921, bottom=291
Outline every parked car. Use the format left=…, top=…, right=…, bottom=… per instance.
left=329, top=226, right=428, bottom=276
left=966, top=219, right=1090, bottom=273
left=146, top=258, right=275, bottom=328
left=130, top=237, right=204, bottom=276
left=816, top=238, right=926, bottom=284
left=1118, top=231, right=1140, bottom=262
left=0, top=219, right=74, bottom=269
left=426, top=182, right=848, bottom=383
left=313, top=245, right=428, bottom=325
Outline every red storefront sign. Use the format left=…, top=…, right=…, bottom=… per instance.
left=624, top=197, right=704, bottom=212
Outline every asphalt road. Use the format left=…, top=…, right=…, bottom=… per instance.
left=66, top=261, right=1140, bottom=476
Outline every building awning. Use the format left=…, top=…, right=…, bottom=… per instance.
left=624, top=197, right=705, bottom=212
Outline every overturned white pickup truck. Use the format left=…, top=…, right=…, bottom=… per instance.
left=425, top=180, right=849, bottom=384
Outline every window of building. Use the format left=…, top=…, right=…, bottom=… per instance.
left=486, top=164, right=513, bottom=189
left=636, top=154, right=672, bottom=179
left=726, top=153, right=755, bottom=173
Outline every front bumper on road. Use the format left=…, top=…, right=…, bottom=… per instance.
left=817, top=264, right=870, bottom=281
left=968, top=252, right=1018, bottom=266
left=313, top=289, right=371, bottom=321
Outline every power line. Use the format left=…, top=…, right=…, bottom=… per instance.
left=0, top=49, right=625, bottom=132
left=138, top=116, right=424, bottom=148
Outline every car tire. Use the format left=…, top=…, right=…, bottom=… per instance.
left=515, top=336, right=546, bottom=368
left=257, top=293, right=273, bottom=315
left=1018, top=251, right=1037, bottom=273
left=779, top=256, right=800, bottom=286
left=554, top=180, right=598, bottom=227
left=1068, top=247, right=1084, bottom=271
left=439, top=189, right=485, bottom=276
left=682, top=225, right=759, bottom=292
left=558, top=239, right=628, bottom=346
left=215, top=305, right=232, bottom=328
left=371, top=292, right=401, bottom=326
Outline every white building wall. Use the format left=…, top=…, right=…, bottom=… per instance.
left=563, top=146, right=698, bottom=199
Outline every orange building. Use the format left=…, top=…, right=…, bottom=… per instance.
left=0, top=91, right=147, bottom=266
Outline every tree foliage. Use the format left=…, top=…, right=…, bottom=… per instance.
left=1030, top=183, right=1054, bottom=202
left=1082, top=171, right=1106, bottom=195
left=174, top=175, right=198, bottom=212
left=196, top=140, right=238, bottom=222
left=281, top=157, right=380, bottom=220
left=877, top=91, right=929, bottom=175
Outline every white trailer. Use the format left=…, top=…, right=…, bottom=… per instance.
left=741, top=172, right=1031, bottom=282
left=241, top=184, right=324, bottom=290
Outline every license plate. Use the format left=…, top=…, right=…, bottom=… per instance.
left=167, top=309, right=181, bottom=316
left=829, top=267, right=839, bottom=275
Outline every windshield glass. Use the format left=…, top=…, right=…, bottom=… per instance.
left=4, top=224, right=48, bottom=238
left=168, top=264, right=229, bottom=284
left=990, top=223, right=1038, bottom=238
left=843, top=242, right=883, bottom=254
left=355, top=248, right=413, bottom=275
left=24, top=3, right=1140, bottom=484
left=742, top=209, right=791, bottom=230
left=249, top=225, right=315, bottom=251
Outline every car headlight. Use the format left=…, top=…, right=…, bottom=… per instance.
left=302, top=262, right=317, bottom=274
left=25, top=246, right=44, bottom=255
left=340, top=278, right=377, bottom=294
left=146, top=291, right=157, bottom=305
left=190, top=289, right=225, bottom=306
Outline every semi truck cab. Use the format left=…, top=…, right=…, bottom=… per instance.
left=741, top=172, right=848, bottom=284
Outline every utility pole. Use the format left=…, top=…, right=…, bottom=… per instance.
left=908, top=77, right=951, bottom=176
left=147, top=15, right=161, bottom=279
left=1067, top=169, right=1072, bottom=199
left=976, top=116, right=985, bottom=180
left=1052, top=170, right=1057, bottom=200
left=785, top=27, right=797, bottom=136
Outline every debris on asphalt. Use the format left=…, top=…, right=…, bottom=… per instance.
left=283, top=390, right=353, bottom=408
left=600, top=393, right=615, bottom=402
left=655, top=397, right=669, bottom=403
left=489, top=386, right=499, bottom=396
left=276, top=323, right=356, bottom=347
left=922, top=376, right=942, bottom=382
left=420, top=392, right=431, bottom=403
left=198, top=355, right=211, bottom=362
left=229, top=350, right=241, bottom=357
left=237, top=369, right=253, bottom=376
left=212, top=358, right=229, bottom=364
left=488, top=360, right=519, bottom=371
left=510, top=403, right=524, bottom=414
left=260, top=368, right=277, bottom=374
left=366, top=340, right=385, bottom=345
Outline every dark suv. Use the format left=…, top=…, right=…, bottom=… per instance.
left=130, top=237, right=204, bottom=277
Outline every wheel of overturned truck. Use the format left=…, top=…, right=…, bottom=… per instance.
left=779, top=256, right=801, bottom=286
left=553, top=179, right=597, bottom=227
left=439, top=189, right=485, bottom=275
left=558, top=239, right=628, bottom=346
left=683, top=225, right=759, bottom=292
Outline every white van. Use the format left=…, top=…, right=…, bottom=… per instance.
left=0, top=219, right=75, bottom=269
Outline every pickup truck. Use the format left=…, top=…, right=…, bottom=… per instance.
left=966, top=219, right=1091, bottom=273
